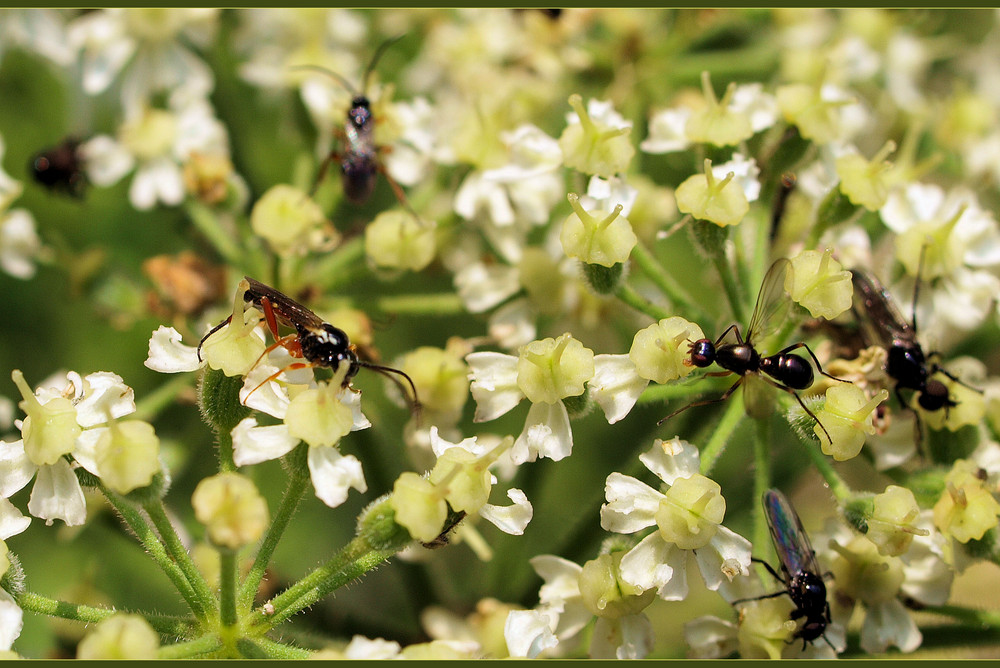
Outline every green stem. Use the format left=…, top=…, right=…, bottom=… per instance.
left=312, top=235, right=366, bottom=289
left=16, top=591, right=193, bottom=636
left=712, top=254, right=746, bottom=325
left=238, top=463, right=310, bottom=610
left=615, top=283, right=671, bottom=321
left=752, top=419, right=771, bottom=558
left=132, top=374, right=195, bottom=423
left=636, top=375, right=735, bottom=406
left=631, top=242, right=708, bottom=321
left=217, top=422, right=236, bottom=473
left=185, top=201, right=244, bottom=266
left=797, top=432, right=852, bottom=503
left=240, top=637, right=313, bottom=659
left=157, top=634, right=225, bottom=659
left=219, top=550, right=238, bottom=628
left=144, top=500, right=219, bottom=618
left=375, top=292, right=466, bottom=316
left=246, top=534, right=397, bottom=632
left=922, top=604, right=1000, bottom=628
left=100, top=487, right=207, bottom=620
left=699, top=392, right=746, bottom=476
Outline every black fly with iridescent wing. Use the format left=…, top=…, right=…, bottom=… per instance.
left=659, top=258, right=848, bottom=441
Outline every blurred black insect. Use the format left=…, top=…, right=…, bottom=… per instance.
left=659, top=258, right=846, bottom=441
left=198, top=277, right=420, bottom=413
left=734, top=488, right=834, bottom=651
left=295, top=37, right=415, bottom=215
left=30, top=137, right=87, bottom=197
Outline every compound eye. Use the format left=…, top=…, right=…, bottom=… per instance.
left=689, top=339, right=715, bottom=367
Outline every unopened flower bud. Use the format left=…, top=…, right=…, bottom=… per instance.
left=365, top=210, right=437, bottom=271
left=95, top=420, right=161, bottom=494
left=389, top=472, right=447, bottom=543
left=192, top=472, right=269, bottom=549
left=251, top=184, right=328, bottom=254
left=76, top=614, right=160, bottom=660
left=836, top=141, right=896, bottom=211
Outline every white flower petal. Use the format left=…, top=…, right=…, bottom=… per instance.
left=344, top=635, right=402, bottom=660
left=488, top=298, right=537, bottom=350
left=0, top=589, right=23, bottom=651
left=0, top=497, right=30, bottom=539
left=590, top=355, right=648, bottom=424
left=684, top=615, right=738, bottom=659
left=28, top=459, right=87, bottom=526
left=697, top=526, right=753, bottom=591
left=453, top=262, right=521, bottom=313
left=591, top=614, right=654, bottom=660
left=78, top=135, right=134, bottom=186
left=504, top=609, right=558, bottom=658
left=74, top=372, right=135, bottom=427
left=0, top=210, right=42, bottom=280
left=231, top=417, right=298, bottom=467
left=859, top=599, right=922, bottom=654
left=306, top=446, right=366, bottom=508
left=638, top=437, right=701, bottom=486
left=0, top=440, right=37, bottom=498
left=467, top=352, right=522, bottom=422
left=144, top=325, right=203, bottom=373
left=73, top=428, right=102, bottom=476
left=619, top=532, right=687, bottom=599
left=600, top=472, right=662, bottom=534
left=511, top=400, right=572, bottom=464
left=478, top=487, right=532, bottom=535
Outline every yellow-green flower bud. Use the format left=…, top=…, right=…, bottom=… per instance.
left=736, top=597, right=797, bottom=660
left=76, top=614, right=160, bottom=660
left=12, top=369, right=81, bottom=467
left=933, top=460, right=1000, bottom=543
left=200, top=279, right=266, bottom=377
left=835, top=141, right=896, bottom=211
left=519, top=247, right=566, bottom=316
left=675, top=159, right=749, bottom=227
left=95, top=420, right=161, bottom=494
left=120, top=108, right=176, bottom=161
left=579, top=551, right=656, bottom=619
left=284, top=380, right=355, bottom=449
left=655, top=474, right=726, bottom=550
left=831, top=536, right=904, bottom=606
left=920, top=374, right=985, bottom=432
left=365, top=210, right=437, bottom=271
left=430, top=447, right=492, bottom=514
left=685, top=72, right=754, bottom=147
left=785, top=249, right=853, bottom=320
left=815, top=385, right=889, bottom=461
left=389, top=472, right=447, bottom=543
left=867, top=486, right=928, bottom=557
left=250, top=184, right=328, bottom=254
left=516, top=333, right=595, bottom=404
left=561, top=193, right=638, bottom=267
left=192, top=472, right=269, bottom=549
left=628, top=317, right=705, bottom=384
left=776, top=84, right=854, bottom=144
left=559, top=94, right=634, bottom=178
left=397, top=345, right=469, bottom=417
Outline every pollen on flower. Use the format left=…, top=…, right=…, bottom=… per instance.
left=628, top=317, right=705, bottom=384
left=515, top=333, right=595, bottom=404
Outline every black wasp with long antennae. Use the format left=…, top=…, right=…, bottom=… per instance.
left=658, top=258, right=848, bottom=441
left=851, top=265, right=978, bottom=433
left=733, top=489, right=835, bottom=651
left=30, top=137, right=87, bottom=197
left=198, top=277, right=421, bottom=415
left=294, top=36, right=417, bottom=216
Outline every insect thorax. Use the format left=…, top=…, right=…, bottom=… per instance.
left=297, top=323, right=357, bottom=372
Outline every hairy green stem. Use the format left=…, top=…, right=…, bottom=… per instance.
left=144, top=500, right=219, bottom=618
left=16, top=591, right=193, bottom=636
left=185, top=201, right=244, bottom=267
left=312, top=235, right=366, bottom=289
left=797, top=432, right=852, bottom=502
left=246, top=534, right=398, bottom=632
left=132, top=374, right=195, bottom=423
left=615, top=283, right=671, bottom=321
left=157, top=634, right=225, bottom=659
left=631, top=242, right=708, bottom=321
left=375, top=292, right=466, bottom=315
left=100, top=487, right=207, bottom=620
left=241, top=636, right=313, bottom=659
left=699, top=392, right=746, bottom=476
left=219, top=550, right=238, bottom=628
left=238, top=464, right=310, bottom=610
left=712, top=254, right=746, bottom=326
left=752, top=419, right=771, bottom=558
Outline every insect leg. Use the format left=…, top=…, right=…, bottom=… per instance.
left=757, top=374, right=833, bottom=444
left=197, top=315, right=234, bottom=362
left=714, top=323, right=743, bottom=347
left=244, top=361, right=315, bottom=403
left=771, top=341, right=850, bottom=383
left=751, top=557, right=788, bottom=585
left=375, top=162, right=421, bottom=220
left=657, top=377, right=743, bottom=425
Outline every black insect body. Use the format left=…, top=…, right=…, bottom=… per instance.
left=659, top=258, right=845, bottom=441
left=297, top=37, right=415, bottom=216
left=734, top=489, right=834, bottom=651
left=198, top=277, right=419, bottom=412
left=851, top=270, right=961, bottom=415
left=30, top=138, right=86, bottom=197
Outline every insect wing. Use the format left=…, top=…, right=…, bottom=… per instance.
left=762, top=489, right=822, bottom=581
left=746, top=258, right=794, bottom=350
left=742, top=372, right=776, bottom=420
left=243, top=277, right=326, bottom=330
left=850, top=270, right=913, bottom=348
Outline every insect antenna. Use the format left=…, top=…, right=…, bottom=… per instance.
left=291, top=64, right=360, bottom=98
left=360, top=34, right=404, bottom=96
left=357, top=360, right=423, bottom=419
